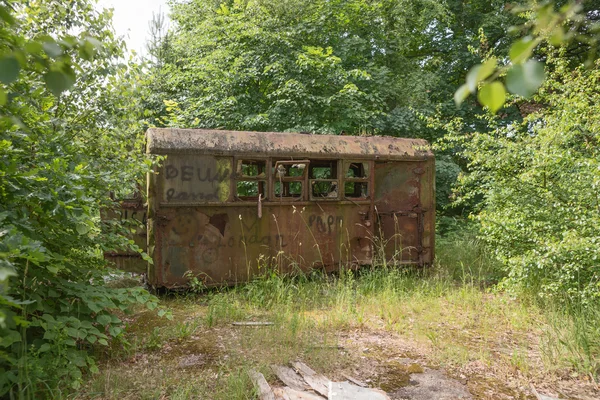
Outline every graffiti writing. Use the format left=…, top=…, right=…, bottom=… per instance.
left=165, top=165, right=230, bottom=183
left=119, top=210, right=147, bottom=225
left=166, top=188, right=219, bottom=202
left=198, top=234, right=289, bottom=264
left=307, top=214, right=343, bottom=234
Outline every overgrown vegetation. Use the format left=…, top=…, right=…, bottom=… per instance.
left=1, top=0, right=599, bottom=398
left=0, top=1, right=160, bottom=397
left=445, top=55, right=600, bottom=304
left=77, top=233, right=599, bottom=399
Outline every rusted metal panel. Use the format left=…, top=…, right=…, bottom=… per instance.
left=151, top=203, right=371, bottom=287
left=144, top=129, right=435, bottom=288
left=374, top=161, right=434, bottom=264
left=102, top=200, right=147, bottom=273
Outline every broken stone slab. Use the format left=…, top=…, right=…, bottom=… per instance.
left=530, top=384, right=561, bottom=400
left=329, top=381, right=391, bottom=400
left=271, top=365, right=313, bottom=393
left=393, top=368, right=472, bottom=400
left=248, top=369, right=276, bottom=400
left=279, top=387, right=325, bottom=400
left=291, top=361, right=330, bottom=397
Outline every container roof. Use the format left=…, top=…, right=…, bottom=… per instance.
left=146, top=128, right=433, bottom=160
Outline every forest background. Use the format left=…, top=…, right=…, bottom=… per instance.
left=0, top=0, right=599, bottom=398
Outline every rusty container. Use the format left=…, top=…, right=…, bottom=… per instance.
left=102, top=196, right=148, bottom=274
left=137, top=128, right=435, bottom=288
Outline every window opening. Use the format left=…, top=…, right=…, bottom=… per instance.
left=235, top=159, right=267, bottom=200
left=344, top=181, right=369, bottom=198
left=309, top=160, right=339, bottom=200
left=346, top=162, right=369, bottom=178
left=273, top=160, right=309, bottom=200
left=274, top=181, right=303, bottom=197
left=237, top=159, right=266, bottom=178
left=344, top=161, right=370, bottom=199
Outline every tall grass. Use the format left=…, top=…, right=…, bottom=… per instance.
left=197, top=220, right=600, bottom=380
left=81, top=219, right=600, bottom=399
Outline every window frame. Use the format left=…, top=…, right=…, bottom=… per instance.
left=308, top=159, right=340, bottom=201
left=233, top=158, right=268, bottom=202
left=343, top=160, right=371, bottom=200
left=272, top=159, right=309, bottom=201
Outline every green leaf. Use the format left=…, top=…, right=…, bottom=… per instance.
left=87, top=335, right=97, bottom=344
left=71, top=355, right=87, bottom=367
left=454, top=84, right=470, bottom=107
left=85, top=37, right=103, bottom=49
left=39, top=343, right=52, bottom=353
left=0, top=263, right=15, bottom=280
left=506, top=60, right=545, bottom=98
left=477, top=81, right=506, bottom=113
left=96, top=314, right=112, bottom=326
left=76, top=222, right=90, bottom=235
left=66, top=327, right=79, bottom=338
left=0, top=56, right=20, bottom=84
left=25, top=41, right=44, bottom=54
left=108, top=326, right=122, bottom=337
left=44, top=71, right=74, bottom=96
left=98, top=338, right=108, bottom=346
left=549, top=28, right=565, bottom=46
left=509, top=37, right=536, bottom=64
left=41, top=314, right=56, bottom=323
left=0, top=5, right=15, bottom=25
left=43, top=42, right=63, bottom=58
left=466, top=65, right=481, bottom=92
left=477, top=57, right=497, bottom=82
left=0, top=330, right=21, bottom=347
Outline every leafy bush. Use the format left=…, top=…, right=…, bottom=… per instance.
left=435, top=156, right=462, bottom=213
left=0, top=1, right=160, bottom=396
left=450, top=55, right=600, bottom=303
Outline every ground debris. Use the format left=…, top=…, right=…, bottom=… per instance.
left=329, top=381, right=390, bottom=400
left=232, top=321, right=274, bottom=326
left=249, top=370, right=276, bottom=400
left=249, top=362, right=392, bottom=400
left=291, top=361, right=330, bottom=397
left=342, top=374, right=367, bottom=388
left=530, top=384, right=561, bottom=400
left=177, top=354, right=206, bottom=368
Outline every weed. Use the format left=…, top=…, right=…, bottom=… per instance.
left=145, top=327, right=163, bottom=351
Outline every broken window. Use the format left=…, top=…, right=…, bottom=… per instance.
left=309, top=160, right=339, bottom=200
left=237, top=159, right=266, bottom=178
left=274, top=181, right=303, bottom=197
left=345, top=161, right=369, bottom=178
left=235, top=159, right=267, bottom=200
left=344, top=161, right=370, bottom=199
left=272, top=160, right=308, bottom=200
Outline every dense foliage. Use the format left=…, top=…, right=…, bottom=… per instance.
left=0, top=1, right=159, bottom=396
left=146, top=0, right=450, bottom=136
left=448, top=55, right=600, bottom=303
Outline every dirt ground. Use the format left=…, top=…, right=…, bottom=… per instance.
left=102, top=316, right=598, bottom=399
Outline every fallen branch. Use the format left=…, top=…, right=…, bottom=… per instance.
left=232, top=321, right=274, bottom=326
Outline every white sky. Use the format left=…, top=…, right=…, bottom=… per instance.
left=96, top=0, right=170, bottom=56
